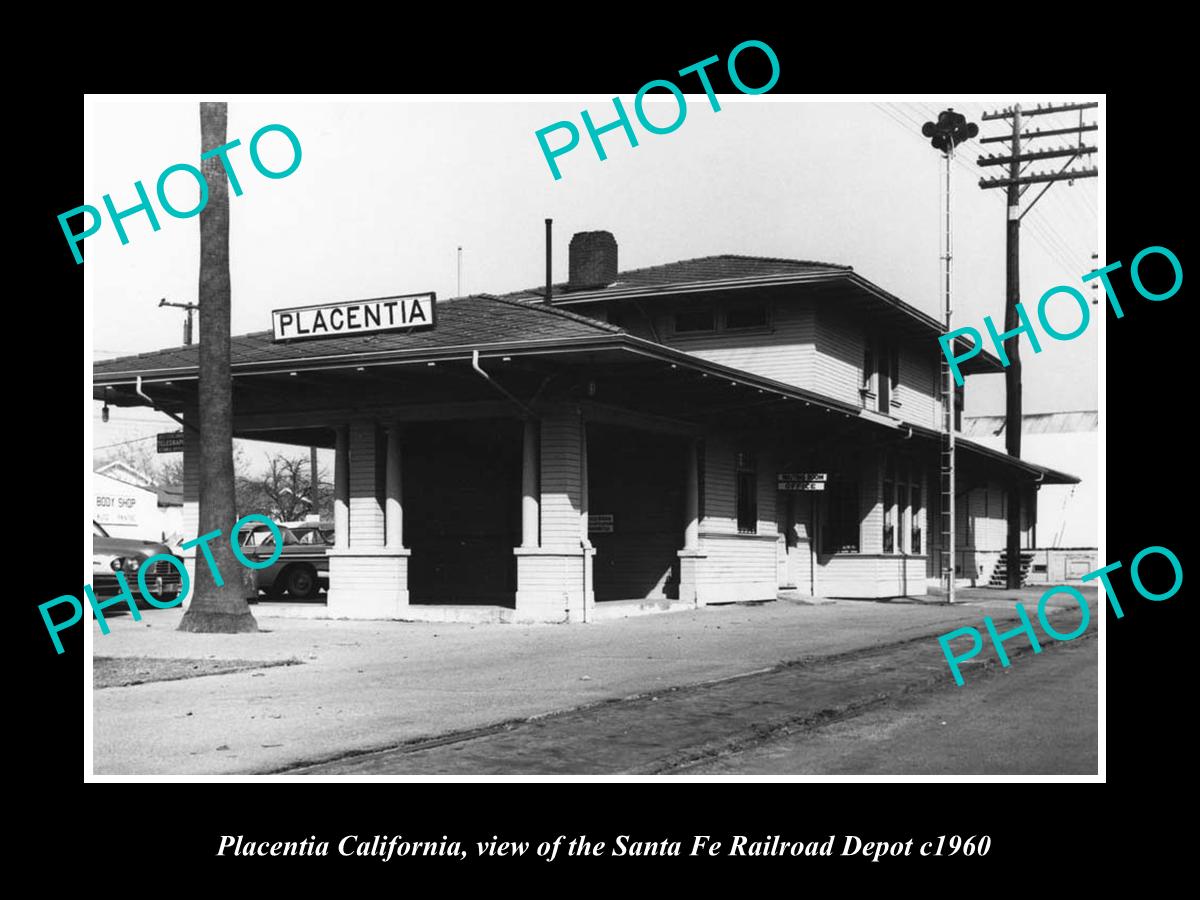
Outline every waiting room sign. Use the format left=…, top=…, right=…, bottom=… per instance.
left=777, top=473, right=827, bottom=491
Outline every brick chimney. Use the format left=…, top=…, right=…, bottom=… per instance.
left=568, top=231, right=618, bottom=291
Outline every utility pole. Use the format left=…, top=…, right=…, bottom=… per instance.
left=979, top=101, right=1097, bottom=588
left=159, top=298, right=199, bottom=345
left=922, top=109, right=978, bottom=604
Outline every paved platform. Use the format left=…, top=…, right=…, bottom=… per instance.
left=91, top=584, right=1097, bottom=775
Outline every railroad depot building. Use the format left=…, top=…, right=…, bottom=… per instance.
left=93, top=231, right=1077, bottom=623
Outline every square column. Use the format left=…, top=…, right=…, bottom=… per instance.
left=327, top=420, right=409, bottom=619
left=514, top=408, right=593, bottom=623
left=333, top=425, right=349, bottom=549
left=677, top=438, right=708, bottom=607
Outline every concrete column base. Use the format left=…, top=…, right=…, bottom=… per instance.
left=513, top=546, right=594, bottom=623
left=677, top=549, right=708, bottom=608
left=326, top=547, right=410, bottom=619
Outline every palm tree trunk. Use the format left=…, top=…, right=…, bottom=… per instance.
left=179, top=101, right=258, bottom=634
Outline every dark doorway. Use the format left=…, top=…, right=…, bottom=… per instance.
left=404, top=419, right=521, bottom=606
left=587, top=424, right=686, bottom=602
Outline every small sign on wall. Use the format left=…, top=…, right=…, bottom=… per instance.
left=156, top=431, right=184, bottom=453
left=778, top=473, right=827, bottom=491
left=588, top=514, right=614, bottom=533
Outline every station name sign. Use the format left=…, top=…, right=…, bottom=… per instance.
left=272, top=292, right=436, bottom=342
left=777, top=473, right=827, bottom=491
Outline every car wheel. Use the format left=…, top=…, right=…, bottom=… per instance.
left=284, top=564, right=319, bottom=601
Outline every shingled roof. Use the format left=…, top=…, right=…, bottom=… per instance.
left=506, top=254, right=849, bottom=301
left=94, top=294, right=624, bottom=378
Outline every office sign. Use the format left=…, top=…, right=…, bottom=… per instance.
left=778, top=473, right=827, bottom=491
left=272, top=292, right=436, bottom=342
left=156, top=431, right=184, bottom=453
left=588, top=514, right=614, bottom=533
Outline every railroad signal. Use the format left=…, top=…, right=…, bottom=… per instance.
left=922, top=109, right=979, bottom=153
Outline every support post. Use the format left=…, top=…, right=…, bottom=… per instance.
left=385, top=424, right=403, bottom=549
left=334, top=425, right=349, bottom=549
left=326, top=420, right=408, bottom=618
left=521, top=417, right=539, bottom=548
left=678, top=437, right=706, bottom=607
left=684, top=437, right=699, bottom=550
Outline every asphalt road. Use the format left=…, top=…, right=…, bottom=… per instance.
left=288, top=620, right=1096, bottom=775
left=683, top=635, right=1097, bottom=775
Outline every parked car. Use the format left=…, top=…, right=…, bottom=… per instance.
left=290, top=523, right=335, bottom=546
left=239, top=523, right=330, bottom=601
left=91, top=520, right=185, bottom=608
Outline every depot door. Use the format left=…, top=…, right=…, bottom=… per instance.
left=785, top=493, right=815, bottom=595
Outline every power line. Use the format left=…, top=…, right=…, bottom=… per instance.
left=94, top=434, right=157, bottom=451
left=884, top=102, right=1085, bottom=274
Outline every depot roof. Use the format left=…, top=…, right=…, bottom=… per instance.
left=94, top=294, right=623, bottom=379
left=93, top=294, right=1073, bottom=485
left=505, top=254, right=1004, bottom=375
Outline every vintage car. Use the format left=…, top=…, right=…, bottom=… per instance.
left=91, top=520, right=185, bottom=608
left=239, top=522, right=331, bottom=600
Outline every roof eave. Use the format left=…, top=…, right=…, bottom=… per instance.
left=549, top=270, right=1005, bottom=375
left=92, top=333, right=632, bottom=386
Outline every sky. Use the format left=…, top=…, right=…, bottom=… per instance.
left=87, top=96, right=1099, bottom=475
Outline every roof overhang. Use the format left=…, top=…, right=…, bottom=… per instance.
left=548, top=270, right=1004, bottom=376
left=93, top=331, right=1071, bottom=484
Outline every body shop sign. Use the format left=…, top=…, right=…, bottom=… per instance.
left=273, top=292, right=436, bottom=342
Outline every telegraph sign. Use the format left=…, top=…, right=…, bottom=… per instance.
left=156, top=431, right=184, bottom=454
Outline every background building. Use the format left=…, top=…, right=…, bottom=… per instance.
left=963, top=411, right=1097, bottom=584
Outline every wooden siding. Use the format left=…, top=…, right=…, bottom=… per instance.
left=815, top=554, right=928, bottom=598
left=348, top=420, right=384, bottom=547
left=896, top=343, right=938, bottom=427
left=655, top=299, right=818, bottom=390
left=540, top=411, right=584, bottom=548
left=694, top=533, right=779, bottom=602
left=859, top=455, right=883, bottom=554
left=699, top=433, right=778, bottom=538
left=630, top=297, right=944, bottom=425
left=814, top=308, right=865, bottom=406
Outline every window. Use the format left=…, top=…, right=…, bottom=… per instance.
left=864, top=337, right=900, bottom=412
left=861, top=344, right=875, bottom=407
left=725, top=305, right=769, bottom=330
left=878, top=344, right=899, bottom=412
left=883, top=457, right=923, bottom=555
left=736, top=452, right=757, bottom=534
left=910, top=482, right=923, bottom=554
left=883, top=462, right=896, bottom=553
left=674, top=308, right=715, bottom=333
left=823, top=481, right=860, bottom=554
left=888, top=346, right=900, bottom=405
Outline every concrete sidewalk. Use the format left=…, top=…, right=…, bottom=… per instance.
left=91, top=587, right=1097, bottom=775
